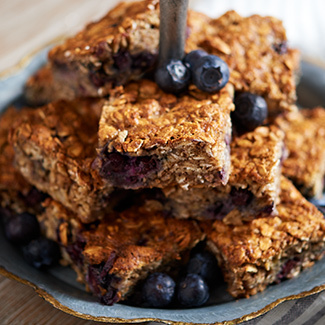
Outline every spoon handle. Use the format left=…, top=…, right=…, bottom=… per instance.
left=158, top=0, right=189, bottom=66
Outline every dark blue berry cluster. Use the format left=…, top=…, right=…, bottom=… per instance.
left=141, top=250, right=221, bottom=308
left=155, top=50, right=230, bottom=94
left=3, top=211, right=60, bottom=269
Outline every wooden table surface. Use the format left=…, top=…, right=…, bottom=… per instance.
left=0, top=275, right=103, bottom=325
left=1, top=1, right=325, bottom=324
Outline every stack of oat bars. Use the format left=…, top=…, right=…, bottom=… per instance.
left=1, top=0, right=325, bottom=308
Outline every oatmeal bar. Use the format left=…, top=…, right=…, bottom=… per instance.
left=10, top=98, right=114, bottom=223
left=200, top=10, right=300, bottom=116
left=37, top=199, right=204, bottom=305
left=200, top=177, right=325, bottom=298
left=0, top=107, right=46, bottom=214
left=275, top=107, right=325, bottom=198
left=44, top=0, right=209, bottom=99
left=24, top=64, right=75, bottom=106
left=27, top=2, right=298, bottom=115
left=162, top=125, right=284, bottom=220
left=96, top=79, right=234, bottom=190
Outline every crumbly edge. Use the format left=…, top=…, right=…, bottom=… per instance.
left=38, top=199, right=205, bottom=302
left=46, top=1, right=299, bottom=114
left=207, top=239, right=325, bottom=298
left=201, top=177, right=325, bottom=298
left=275, top=107, right=325, bottom=198
left=229, top=125, right=284, bottom=205
left=0, top=107, right=45, bottom=213
left=97, top=80, right=234, bottom=189
left=47, top=0, right=209, bottom=98
left=24, top=64, right=75, bottom=106
left=199, top=10, right=300, bottom=115
left=161, top=125, right=284, bottom=219
left=9, top=99, right=113, bottom=223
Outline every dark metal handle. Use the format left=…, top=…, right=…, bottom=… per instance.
left=158, top=0, right=189, bottom=66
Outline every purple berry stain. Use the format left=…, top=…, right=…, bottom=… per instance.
left=100, top=152, right=160, bottom=189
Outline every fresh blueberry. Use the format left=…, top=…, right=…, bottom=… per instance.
left=177, top=273, right=209, bottom=307
left=22, top=237, right=61, bottom=269
left=142, top=272, right=175, bottom=307
left=232, top=92, right=268, bottom=133
left=186, top=251, right=220, bottom=285
left=4, top=213, right=40, bottom=245
left=191, top=55, right=229, bottom=93
left=155, top=60, right=191, bottom=94
left=183, top=49, right=208, bottom=69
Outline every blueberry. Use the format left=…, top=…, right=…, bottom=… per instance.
left=177, top=273, right=209, bottom=307
left=142, top=272, right=175, bottom=307
left=22, top=237, right=61, bottom=269
left=155, top=60, right=191, bottom=94
left=183, top=49, right=207, bottom=69
left=5, top=213, right=40, bottom=245
left=186, top=251, right=220, bottom=285
left=191, top=55, right=229, bottom=93
left=232, top=92, right=268, bottom=133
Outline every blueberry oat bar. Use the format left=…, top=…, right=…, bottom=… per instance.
left=200, top=10, right=300, bottom=116
left=37, top=199, right=204, bottom=304
left=96, top=79, right=234, bottom=189
left=163, top=125, right=284, bottom=220
left=200, top=177, right=325, bottom=298
left=25, top=1, right=299, bottom=115
left=0, top=107, right=46, bottom=214
left=275, top=107, right=325, bottom=198
left=37, top=0, right=209, bottom=101
left=10, top=99, right=114, bottom=223
left=24, top=64, right=75, bottom=106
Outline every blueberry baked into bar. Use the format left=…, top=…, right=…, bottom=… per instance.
left=96, top=79, right=234, bottom=189
left=25, top=0, right=299, bottom=116
left=37, top=199, right=204, bottom=305
left=37, top=0, right=209, bottom=101
left=200, top=177, right=325, bottom=298
left=9, top=98, right=114, bottom=223
left=275, top=107, right=325, bottom=198
left=162, top=125, right=284, bottom=220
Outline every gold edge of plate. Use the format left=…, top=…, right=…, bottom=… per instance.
left=1, top=265, right=325, bottom=325
left=0, top=35, right=67, bottom=80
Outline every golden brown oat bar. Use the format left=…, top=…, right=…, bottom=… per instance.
left=97, top=80, right=234, bottom=189
left=37, top=199, right=204, bottom=305
left=10, top=99, right=114, bottom=223
left=200, top=10, right=300, bottom=116
left=163, top=125, right=284, bottom=220
left=0, top=107, right=46, bottom=214
left=37, top=0, right=208, bottom=101
left=275, top=107, right=325, bottom=198
left=26, top=2, right=299, bottom=113
left=24, top=64, right=75, bottom=106
left=200, top=177, right=325, bottom=298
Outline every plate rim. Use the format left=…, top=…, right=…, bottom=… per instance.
left=2, top=258, right=325, bottom=324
